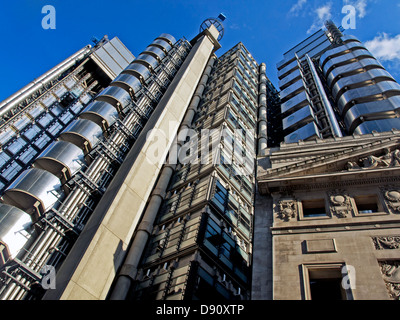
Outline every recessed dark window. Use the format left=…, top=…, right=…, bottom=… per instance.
left=308, top=267, right=347, bottom=300
left=302, top=199, right=327, bottom=218
left=354, top=195, right=379, bottom=214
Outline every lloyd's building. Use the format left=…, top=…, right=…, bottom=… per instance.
left=0, top=15, right=400, bottom=301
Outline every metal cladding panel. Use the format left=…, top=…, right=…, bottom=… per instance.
left=0, top=203, right=31, bottom=258
left=59, top=118, right=103, bottom=151
left=150, top=39, right=172, bottom=52
left=337, top=80, right=400, bottom=115
left=320, top=40, right=364, bottom=68
left=123, top=63, right=152, bottom=81
left=354, top=118, right=400, bottom=135
left=3, top=168, right=63, bottom=214
left=111, top=73, right=142, bottom=95
left=90, top=37, right=135, bottom=80
left=282, top=105, right=315, bottom=131
left=284, top=121, right=321, bottom=144
left=344, top=96, right=400, bottom=132
left=323, top=49, right=374, bottom=75
left=277, top=59, right=299, bottom=80
left=34, top=140, right=85, bottom=178
left=157, top=33, right=176, bottom=45
left=135, top=54, right=159, bottom=70
left=332, top=68, right=395, bottom=101
left=279, top=79, right=305, bottom=102
left=143, top=46, right=166, bottom=61
left=109, top=37, right=135, bottom=65
left=80, top=101, right=119, bottom=128
left=95, top=86, right=132, bottom=111
left=279, top=68, right=302, bottom=91
left=326, top=58, right=384, bottom=88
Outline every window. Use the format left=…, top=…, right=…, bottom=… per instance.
left=301, top=264, right=353, bottom=300
left=354, top=195, right=379, bottom=214
left=301, top=199, right=327, bottom=218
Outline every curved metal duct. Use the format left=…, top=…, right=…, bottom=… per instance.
left=2, top=168, right=64, bottom=217
left=58, top=118, right=103, bottom=153
left=0, top=203, right=32, bottom=259
left=95, top=86, right=132, bottom=112
left=157, top=33, right=176, bottom=46
left=323, top=49, right=375, bottom=76
left=142, top=46, right=166, bottom=61
left=79, top=101, right=119, bottom=130
left=326, top=58, right=384, bottom=88
left=150, top=39, right=172, bottom=53
left=33, top=140, right=86, bottom=183
left=337, top=80, right=400, bottom=116
left=122, top=63, right=152, bottom=82
left=111, top=74, right=142, bottom=97
left=134, top=54, right=159, bottom=71
left=354, top=118, right=400, bottom=135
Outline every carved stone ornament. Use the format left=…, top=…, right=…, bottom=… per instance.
left=278, top=200, right=297, bottom=221
left=373, top=236, right=400, bottom=250
left=379, top=261, right=400, bottom=300
left=328, top=190, right=352, bottom=218
left=346, top=148, right=400, bottom=171
left=381, top=186, right=400, bottom=214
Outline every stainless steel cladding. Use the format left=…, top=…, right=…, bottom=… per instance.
left=0, top=203, right=32, bottom=259
left=123, top=63, right=152, bottom=81
left=111, top=73, right=142, bottom=96
left=143, top=46, right=166, bottom=61
left=284, top=121, right=321, bottom=144
left=281, top=91, right=310, bottom=116
left=325, top=58, right=384, bottom=88
left=33, top=140, right=86, bottom=181
left=79, top=101, right=119, bottom=129
left=150, top=39, right=172, bottom=53
left=58, top=118, right=104, bottom=152
left=344, top=96, right=400, bottom=132
left=279, top=79, right=305, bottom=102
left=134, top=54, right=159, bottom=71
left=2, top=168, right=64, bottom=216
left=95, top=86, right=132, bottom=112
left=157, top=33, right=176, bottom=46
left=282, top=105, right=316, bottom=132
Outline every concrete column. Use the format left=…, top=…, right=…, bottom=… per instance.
left=43, top=26, right=220, bottom=300
left=109, top=42, right=217, bottom=301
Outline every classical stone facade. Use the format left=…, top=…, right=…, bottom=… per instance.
left=253, top=130, right=400, bottom=300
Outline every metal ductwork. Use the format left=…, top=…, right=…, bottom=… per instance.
left=33, top=140, right=86, bottom=183
left=0, top=203, right=32, bottom=259
left=2, top=168, right=64, bottom=218
left=79, top=101, right=119, bottom=130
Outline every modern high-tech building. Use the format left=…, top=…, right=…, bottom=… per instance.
left=253, top=21, right=400, bottom=300
left=1, top=16, right=400, bottom=301
left=0, top=17, right=281, bottom=300
left=269, top=20, right=400, bottom=147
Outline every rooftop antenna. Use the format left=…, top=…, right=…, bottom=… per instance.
left=200, top=13, right=227, bottom=41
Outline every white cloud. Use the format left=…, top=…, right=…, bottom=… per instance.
left=288, top=0, right=308, bottom=16
left=364, top=33, right=400, bottom=62
left=307, top=2, right=332, bottom=34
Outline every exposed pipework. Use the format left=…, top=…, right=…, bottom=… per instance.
left=0, top=45, right=92, bottom=119
left=305, top=54, right=343, bottom=138
left=109, top=55, right=216, bottom=300
left=0, top=33, right=191, bottom=300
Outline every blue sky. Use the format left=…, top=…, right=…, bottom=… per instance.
left=0, top=0, right=399, bottom=102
